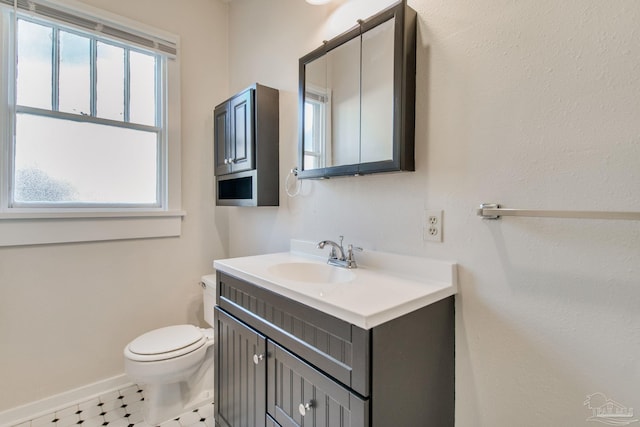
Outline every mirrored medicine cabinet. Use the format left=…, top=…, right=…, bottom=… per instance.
left=298, top=0, right=416, bottom=179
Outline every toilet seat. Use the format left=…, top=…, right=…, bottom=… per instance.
left=125, top=325, right=207, bottom=362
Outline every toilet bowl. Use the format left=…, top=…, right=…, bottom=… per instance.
left=123, top=275, right=217, bottom=425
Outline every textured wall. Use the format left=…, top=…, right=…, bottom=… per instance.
left=0, top=0, right=229, bottom=411
left=2, top=0, right=638, bottom=423
left=226, top=0, right=640, bottom=425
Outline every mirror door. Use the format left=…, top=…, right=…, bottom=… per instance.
left=298, top=1, right=416, bottom=179
left=360, top=18, right=394, bottom=164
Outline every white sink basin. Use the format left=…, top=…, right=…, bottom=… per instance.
left=267, top=262, right=355, bottom=284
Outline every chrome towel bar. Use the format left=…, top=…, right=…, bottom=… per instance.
left=477, top=203, right=640, bottom=221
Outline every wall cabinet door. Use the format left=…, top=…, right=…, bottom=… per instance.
left=228, top=89, right=254, bottom=174
left=214, top=89, right=254, bottom=176
left=267, top=341, right=368, bottom=427
left=214, top=102, right=231, bottom=176
left=215, top=308, right=266, bottom=427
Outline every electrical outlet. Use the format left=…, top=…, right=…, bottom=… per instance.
left=423, top=210, right=443, bottom=242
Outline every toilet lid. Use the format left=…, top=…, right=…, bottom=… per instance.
left=128, top=325, right=204, bottom=357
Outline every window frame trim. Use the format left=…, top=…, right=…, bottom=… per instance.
left=0, top=0, right=184, bottom=246
left=11, top=14, right=167, bottom=209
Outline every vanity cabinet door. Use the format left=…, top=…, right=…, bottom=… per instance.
left=267, top=415, right=282, bottom=427
left=267, top=341, right=368, bottom=427
left=215, top=308, right=266, bottom=427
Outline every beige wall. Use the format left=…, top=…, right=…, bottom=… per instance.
left=226, top=0, right=640, bottom=425
left=2, top=0, right=639, bottom=425
left=0, top=0, right=229, bottom=411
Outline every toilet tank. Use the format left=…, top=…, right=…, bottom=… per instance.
left=201, top=274, right=217, bottom=327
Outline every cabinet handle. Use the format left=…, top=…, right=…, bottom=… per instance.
left=224, top=158, right=229, bottom=164
left=298, top=401, right=314, bottom=417
left=253, top=353, right=264, bottom=365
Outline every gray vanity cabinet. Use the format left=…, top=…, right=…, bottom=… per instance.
left=214, top=271, right=454, bottom=427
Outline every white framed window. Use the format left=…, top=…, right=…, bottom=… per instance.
left=0, top=0, right=184, bottom=246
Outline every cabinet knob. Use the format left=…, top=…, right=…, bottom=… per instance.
left=298, top=401, right=314, bottom=416
left=223, top=158, right=229, bottom=164
left=252, top=353, right=264, bottom=365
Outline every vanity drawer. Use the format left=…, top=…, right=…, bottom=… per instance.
left=267, top=340, right=368, bottom=427
left=216, top=271, right=370, bottom=396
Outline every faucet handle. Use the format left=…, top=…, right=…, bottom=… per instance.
left=347, top=244, right=363, bottom=256
left=346, top=244, right=363, bottom=268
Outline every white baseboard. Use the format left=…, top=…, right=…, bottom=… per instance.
left=0, top=374, right=132, bottom=427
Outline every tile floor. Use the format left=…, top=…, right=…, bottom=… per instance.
left=10, top=385, right=214, bottom=427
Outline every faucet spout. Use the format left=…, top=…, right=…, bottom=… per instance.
left=316, top=240, right=345, bottom=261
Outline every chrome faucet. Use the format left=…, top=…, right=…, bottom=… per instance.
left=317, top=235, right=361, bottom=269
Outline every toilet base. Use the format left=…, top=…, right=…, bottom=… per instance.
left=142, top=383, right=213, bottom=425
left=143, top=382, right=183, bottom=425
left=139, top=347, right=214, bottom=425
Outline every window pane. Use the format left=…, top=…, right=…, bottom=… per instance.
left=14, top=114, right=158, bottom=204
left=96, top=42, right=124, bottom=121
left=59, top=31, right=90, bottom=115
left=130, top=51, right=156, bottom=126
left=304, top=102, right=318, bottom=152
left=304, top=100, right=324, bottom=170
left=17, top=20, right=52, bottom=109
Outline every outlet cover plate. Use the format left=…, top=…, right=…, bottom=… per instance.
left=423, top=209, right=443, bottom=242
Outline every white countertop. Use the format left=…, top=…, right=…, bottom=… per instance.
left=213, top=240, right=457, bottom=329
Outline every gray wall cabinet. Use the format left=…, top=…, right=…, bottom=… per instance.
left=214, top=271, right=454, bottom=427
left=214, top=84, right=279, bottom=206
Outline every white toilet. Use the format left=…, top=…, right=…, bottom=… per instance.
left=123, top=274, right=217, bottom=425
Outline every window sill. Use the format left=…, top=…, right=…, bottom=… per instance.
left=0, top=210, right=186, bottom=247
